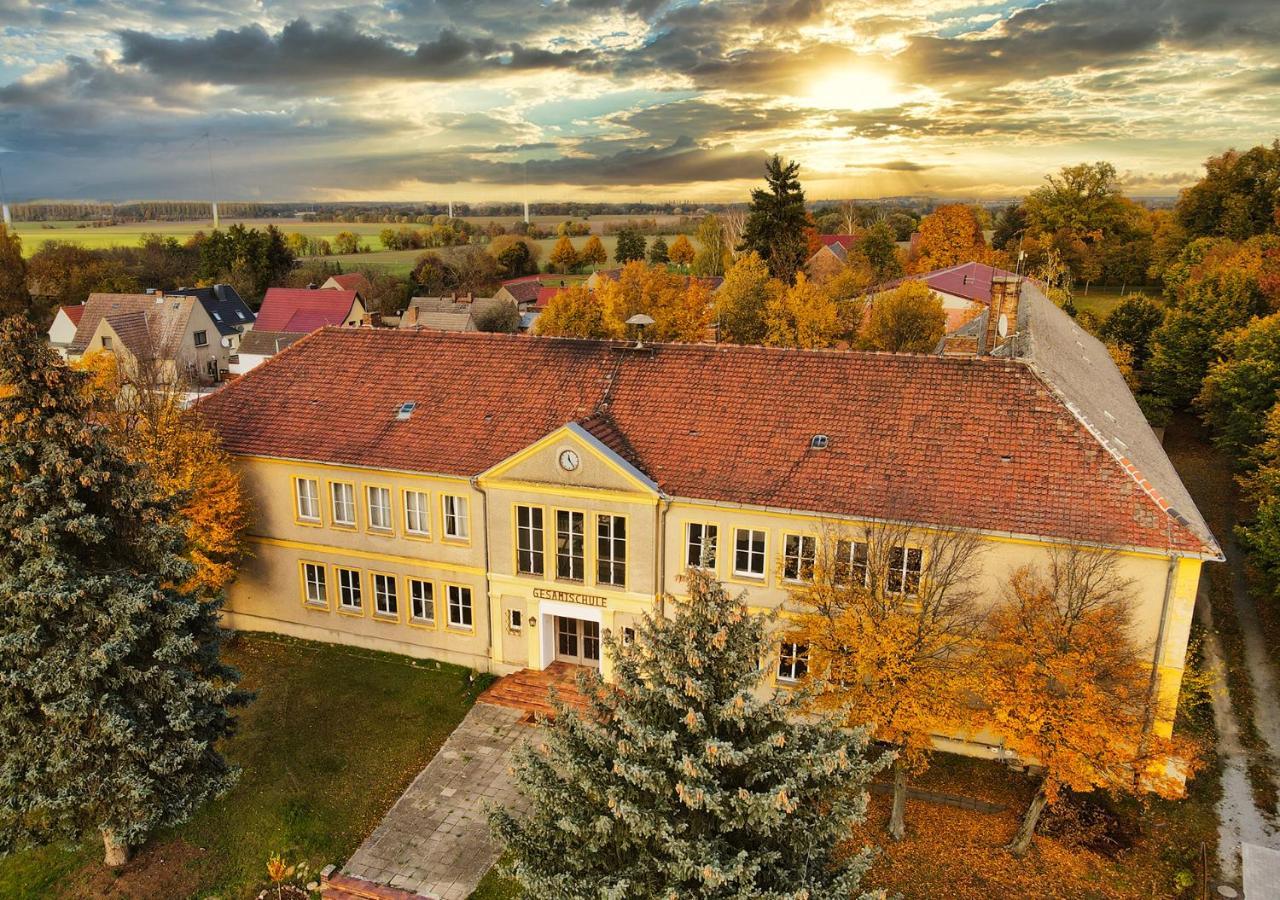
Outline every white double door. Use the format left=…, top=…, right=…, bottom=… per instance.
left=554, top=615, right=600, bottom=667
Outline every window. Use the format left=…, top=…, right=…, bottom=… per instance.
left=835, top=539, right=869, bottom=586
left=337, top=567, right=362, bottom=612
left=734, top=528, right=766, bottom=578
left=507, top=609, right=523, bottom=632
left=516, top=505, right=545, bottom=576
left=556, top=510, right=585, bottom=581
left=409, top=579, right=435, bottom=625
left=778, top=642, right=809, bottom=682
left=597, top=515, right=626, bottom=586
left=443, top=495, right=469, bottom=540
left=686, top=523, right=718, bottom=569
left=783, top=533, right=817, bottom=582
left=295, top=477, right=320, bottom=522
left=367, top=486, right=392, bottom=531
left=101, top=336, right=113, bottom=350
left=888, top=546, right=923, bottom=595
left=404, top=490, right=431, bottom=536
left=212, top=311, right=222, bottom=323
left=194, top=330, right=208, bottom=347
left=331, top=482, right=356, bottom=527
left=622, top=626, right=636, bottom=646
left=373, top=573, right=398, bottom=618
left=447, top=585, right=473, bottom=630
left=302, top=563, right=327, bottom=607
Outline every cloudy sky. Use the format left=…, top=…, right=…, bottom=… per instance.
left=1, top=0, right=1277, bottom=202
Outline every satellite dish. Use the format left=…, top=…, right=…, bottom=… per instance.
left=997, top=313, right=1009, bottom=338
left=221, top=335, right=236, bottom=349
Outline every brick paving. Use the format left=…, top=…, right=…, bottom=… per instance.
left=343, top=702, right=533, bottom=900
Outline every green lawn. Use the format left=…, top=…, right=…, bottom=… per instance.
left=0, top=632, right=489, bottom=899
left=1073, top=285, right=1162, bottom=319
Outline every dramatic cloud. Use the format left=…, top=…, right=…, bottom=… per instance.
left=2, top=0, right=1278, bottom=200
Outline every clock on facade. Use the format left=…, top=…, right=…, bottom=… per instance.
left=558, top=449, right=581, bottom=471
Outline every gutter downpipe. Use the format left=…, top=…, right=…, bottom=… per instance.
left=655, top=495, right=672, bottom=618
left=471, top=475, right=495, bottom=672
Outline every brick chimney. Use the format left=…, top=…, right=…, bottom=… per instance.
left=984, top=275, right=1022, bottom=354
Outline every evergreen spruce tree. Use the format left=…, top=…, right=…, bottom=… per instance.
left=0, top=317, right=248, bottom=866
left=739, top=155, right=809, bottom=284
left=491, top=567, right=887, bottom=899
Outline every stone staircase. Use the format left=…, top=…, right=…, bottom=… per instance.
left=477, top=661, right=594, bottom=722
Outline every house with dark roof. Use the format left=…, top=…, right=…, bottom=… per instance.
left=197, top=275, right=1216, bottom=760
left=256, top=287, right=366, bottom=332
left=166, top=284, right=257, bottom=349
left=70, top=291, right=233, bottom=383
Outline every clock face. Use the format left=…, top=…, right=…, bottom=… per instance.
left=559, top=449, right=581, bottom=472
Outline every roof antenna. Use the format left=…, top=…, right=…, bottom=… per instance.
left=626, top=313, right=655, bottom=348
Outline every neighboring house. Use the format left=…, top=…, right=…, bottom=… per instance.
left=399, top=296, right=519, bottom=332
left=230, top=330, right=307, bottom=375
left=47, top=304, right=84, bottom=357
left=493, top=276, right=544, bottom=309
left=871, top=261, right=1023, bottom=332
left=321, top=273, right=372, bottom=303
left=69, top=291, right=233, bottom=383
left=197, top=277, right=1218, bottom=763
left=166, top=284, right=257, bottom=351
left=76, top=293, right=230, bottom=384
left=805, top=234, right=859, bottom=282
left=256, top=287, right=366, bottom=332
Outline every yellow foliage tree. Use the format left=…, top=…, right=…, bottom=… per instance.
left=980, top=546, right=1192, bottom=857
left=715, top=252, right=772, bottom=345
left=861, top=280, right=947, bottom=353
left=668, top=234, right=696, bottom=268
left=534, top=285, right=611, bottom=339
left=795, top=522, right=986, bottom=840
left=75, top=351, right=248, bottom=594
left=596, top=260, right=712, bottom=342
left=763, top=272, right=842, bottom=349
left=580, top=235, right=608, bottom=269
left=548, top=235, right=579, bottom=273
left=911, top=204, right=989, bottom=273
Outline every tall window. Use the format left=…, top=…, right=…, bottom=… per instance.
left=597, top=515, right=626, bottom=586
left=516, top=505, right=545, bottom=576
left=337, top=567, right=362, bottom=612
left=331, top=482, right=356, bottom=527
left=556, top=510, right=585, bottom=581
left=782, top=534, right=817, bottom=582
left=777, top=642, right=809, bottom=682
left=447, top=585, right=473, bottom=629
left=835, top=539, right=869, bottom=586
left=734, top=528, right=766, bottom=577
left=193, top=329, right=208, bottom=347
left=409, top=579, right=435, bottom=625
left=373, top=573, right=398, bottom=618
left=295, top=478, right=320, bottom=522
left=443, top=495, right=469, bottom=540
left=888, top=546, right=923, bottom=595
left=302, top=563, right=327, bottom=606
left=404, top=490, right=431, bottom=536
left=686, top=523, right=718, bottom=569
left=367, top=486, right=392, bottom=531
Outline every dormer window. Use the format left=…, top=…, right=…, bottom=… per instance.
left=810, top=434, right=829, bottom=450
left=396, top=401, right=417, bottom=421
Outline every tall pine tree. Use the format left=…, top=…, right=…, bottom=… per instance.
left=491, top=567, right=886, bottom=899
left=0, top=316, right=247, bottom=866
left=739, top=155, right=809, bottom=284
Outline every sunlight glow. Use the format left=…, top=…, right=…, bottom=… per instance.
left=800, top=68, right=904, bottom=111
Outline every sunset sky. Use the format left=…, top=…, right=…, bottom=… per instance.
left=1, top=0, right=1277, bottom=203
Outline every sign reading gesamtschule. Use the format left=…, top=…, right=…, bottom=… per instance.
left=532, top=588, right=608, bottom=608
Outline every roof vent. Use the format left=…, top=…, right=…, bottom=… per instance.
left=810, top=434, right=829, bottom=450
left=395, top=401, right=417, bottom=421
left=1000, top=453, right=1013, bottom=463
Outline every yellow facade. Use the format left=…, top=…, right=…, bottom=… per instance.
left=223, top=421, right=1205, bottom=752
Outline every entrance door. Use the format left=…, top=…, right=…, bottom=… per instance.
left=554, top=616, right=601, bottom=667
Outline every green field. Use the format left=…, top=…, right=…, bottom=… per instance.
left=0, top=632, right=488, bottom=900
left=1073, top=285, right=1162, bottom=318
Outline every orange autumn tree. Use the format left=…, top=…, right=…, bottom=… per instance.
left=980, top=545, right=1191, bottom=857
left=794, top=521, right=986, bottom=840
left=76, top=351, right=248, bottom=594
left=911, top=204, right=990, bottom=273
left=535, top=285, right=611, bottom=339
left=597, top=260, right=712, bottom=342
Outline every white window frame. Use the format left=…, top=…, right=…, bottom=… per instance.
left=194, top=329, right=208, bottom=347
left=734, top=528, right=766, bottom=578
left=366, top=486, right=392, bottom=532
left=331, top=482, right=356, bottom=527
left=404, top=490, right=431, bottom=536
left=888, top=546, right=923, bottom=596
left=596, top=514, right=626, bottom=587
left=686, top=522, right=718, bottom=569
left=835, top=539, right=869, bottom=586
left=516, top=505, right=545, bottom=576
left=373, top=573, right=398, bottom=618
left=507, top=608, right=523, bottom=632
left=555, top=509, right=585, bottom=582
left=303, top=563, right=327, bottom=606
left=337, top=567, right=363, bottom=612
left=443, top=495, right=469, bottom=540
left=409, top=578, right=435, bottom=625
left=782, top=533, right=817, bottom=583
left=447, top=584, right=473, bottom=630
left=778, top=642, right=809, bottom=683
left=295, top=477, right=321, bottom=522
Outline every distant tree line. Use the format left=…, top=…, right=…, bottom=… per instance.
left=13, top=202, right=279, bottom=223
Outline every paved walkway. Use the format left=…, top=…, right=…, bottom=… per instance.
left=343, top=702, right=533, bottom=900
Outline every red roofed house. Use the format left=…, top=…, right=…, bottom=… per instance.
left=321, top=272, right=373, bottom=300
left=256, top=287, right=366, bottom=333
left=494, top=276, right=545, bottom=308
left=197, top=276, right=1218, bottom=765
left=872, top=261, right=1023, bottom=332
left=805, top=234, right=860, bottom=283
left=47, top=303, right=85, bottom=357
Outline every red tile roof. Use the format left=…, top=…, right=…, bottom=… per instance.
left=535, top=287, right=565, bottom=309
left=61, top=304, right=85, bottom=325
left=498, top=279, right=544, bottom=304
left=256, top=288, right=359, bottom=332
left=326, top=273, right=372, bottom=295
left=197, top=329, right=1212, bottom=555
left=819, top=234, right=858, bottom=250
left=879, top=262, right=1022, bottom=306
